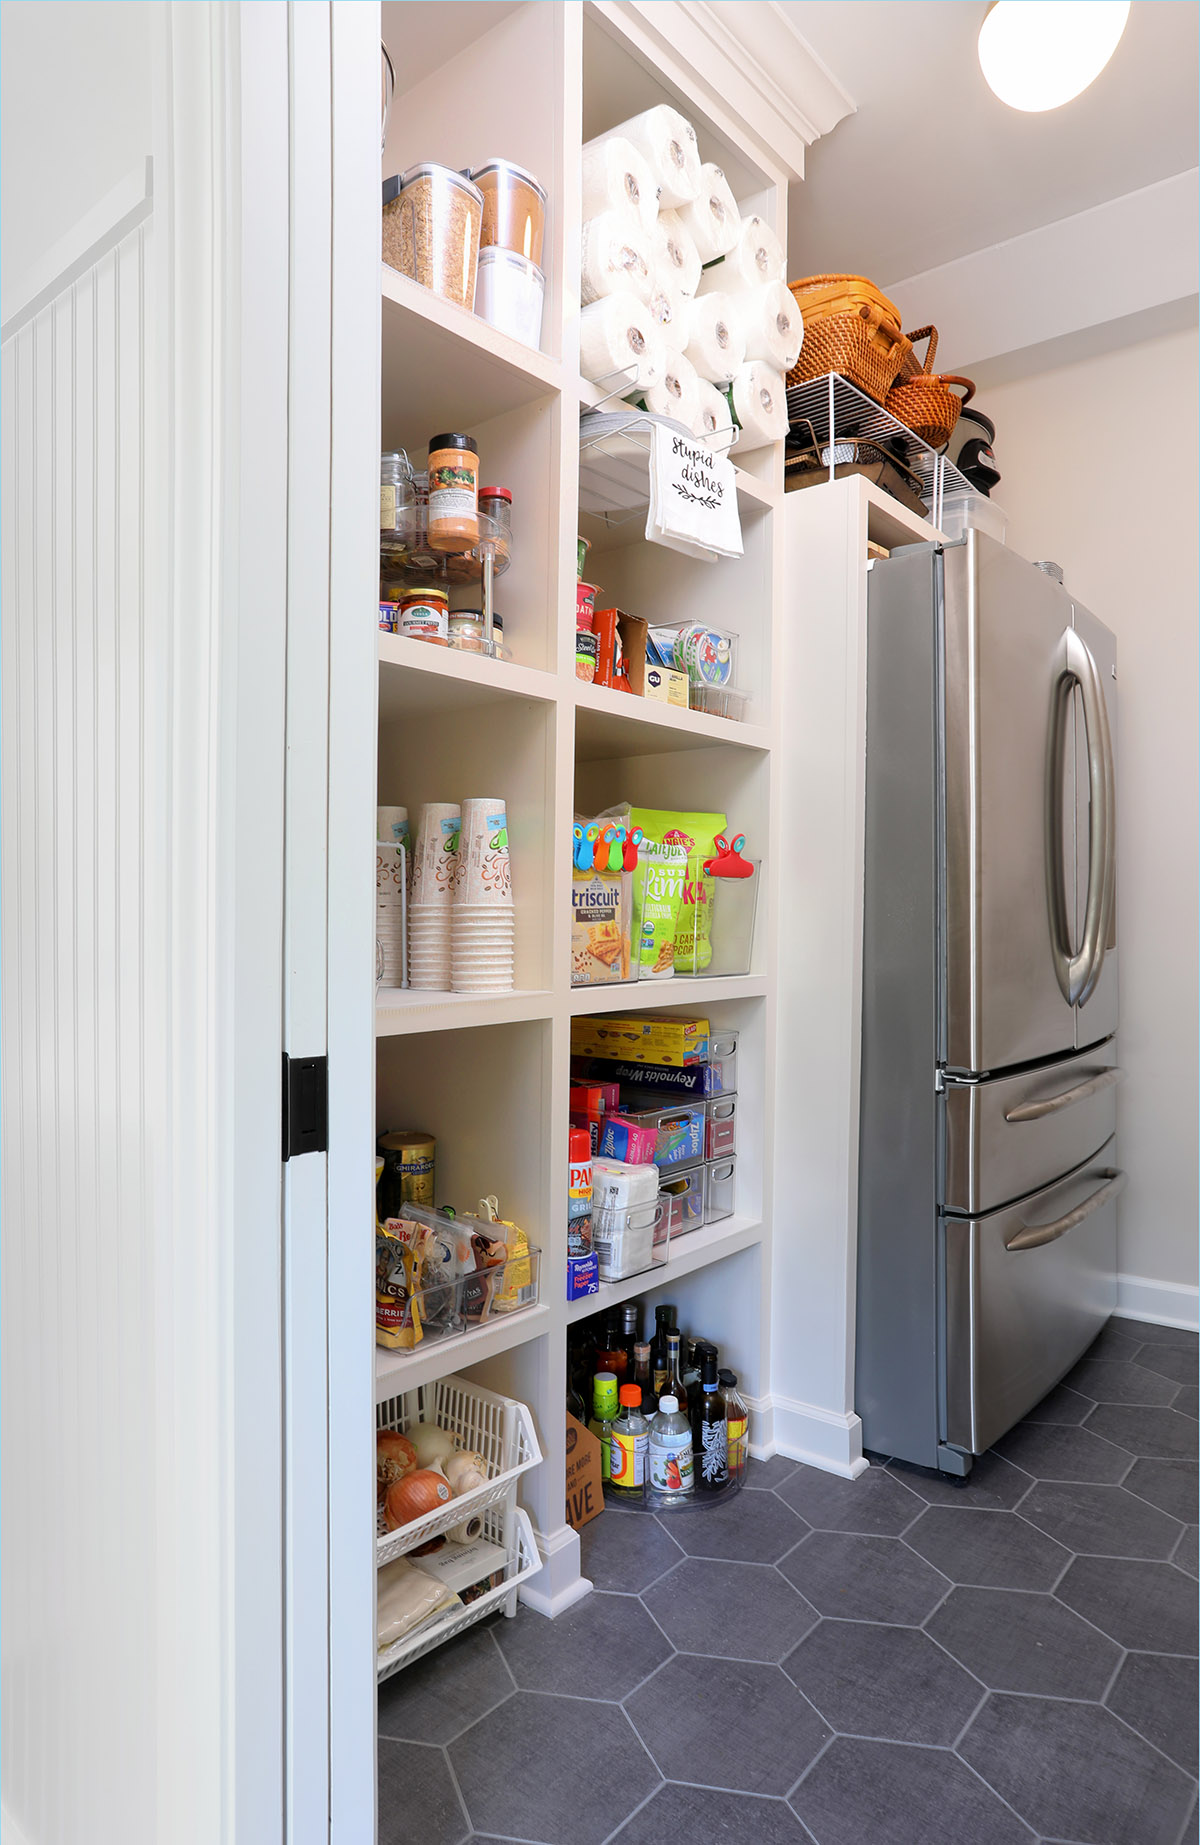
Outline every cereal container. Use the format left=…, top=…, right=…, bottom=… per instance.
left=383, top=165, right=483, bottom=309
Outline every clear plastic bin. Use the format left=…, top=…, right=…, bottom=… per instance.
left=674, top=857, right=759, bottom=978
left=659, top=1162, right=706, bottom=1239
left=591, top=1198, right=668, bottom=1282
left=938, top=490, right=1007, bottom=545
left=571, top=1029, right=738, bottom=1099
left=690, top=684, right=750, bottom=723
left=600, top=1098, right=706, bottom=1169
left=650, top=622, right=738, bottom=693
left=376, top=1206, right=541, bottom=1355
left=705, top=1155, right=737, bottom=1224
left=705, top=1096, right=738, bottom=1160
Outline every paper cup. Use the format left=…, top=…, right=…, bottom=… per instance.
left=455, top=799, right=512, bottom=905
left=412, top=803, right=461, bottom=902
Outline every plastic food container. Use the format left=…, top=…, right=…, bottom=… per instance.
left=705, top=1096, right=737, bottom=1160
left=673, top=858, right=758, bottom=979
left=660, top=1163, right=706, bottom=1239
left=938, top=489, right=1007, bottom=545
left=576, top=581, right=599, bottom=628
left=651, top=622, right=737, bottom=689
left=591, top=1198, right=668, bottom=1282
left=474, top=248, right=545, bottom=350
left=383, top=165, right=483, bottom=309
left=690, top=684, right=749, bottom=722
left=705, top=1156, right=736, bottom=1225
left=602, top=1098, right=706, bottom=1169
left=471, top=159, right=548, bottom=265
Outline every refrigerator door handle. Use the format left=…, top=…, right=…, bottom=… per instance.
left=1003, top=1065, right=1121, bottom=1124
left=1047, top=628, right=1114, bottom=1006
left=1005, top=1168, right=1125, bottom=1251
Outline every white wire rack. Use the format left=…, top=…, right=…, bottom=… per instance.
left=785, top=373, right=973, bottom=529
left=578, top=406, right=734, bottom=529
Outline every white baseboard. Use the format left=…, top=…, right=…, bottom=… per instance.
left=518, top=1519, right=593, bottom=1619
left=1116, top=1273, right=1200, bottom=1331
left=764, top=1393, right=869, bottom=1479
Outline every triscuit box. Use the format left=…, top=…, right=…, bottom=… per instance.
left=565, top=1414, right=604, bottom=1529
left=644, top=665, right=689, bottom=707
left=571, top=1013, right=709, bottom=1067
left=571, top=866, right=631, bottom=985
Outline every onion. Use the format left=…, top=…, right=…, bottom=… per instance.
left=408, top=1422, right=460, bottom=1470
left=384, top=1468, right=453, bottom=1530
left=376, top=1430, right=417, bottom=1503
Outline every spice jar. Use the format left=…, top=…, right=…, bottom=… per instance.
left=427, top=434, right=479, bottom=552
left=478, top=487, right=513, bottom=567
left=471, top=159, right=548, bottom=266
left=383, top=166, right=483, bottom=310
left=398, top=586, right=449, bottom=645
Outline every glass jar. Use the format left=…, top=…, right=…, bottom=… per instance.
left=427, top=433, right=479, bottom=552
left=380, top=451, right=415, bottom=546
left=471, top=159, right=548, bottom=266
left=478, top=486, right=513, bottom=566
left=398, top=586, right=449, bottom=645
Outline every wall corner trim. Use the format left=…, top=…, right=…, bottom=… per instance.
left=767, top=1394, right=868, bottom=1479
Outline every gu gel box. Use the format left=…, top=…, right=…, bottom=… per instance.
left=570, top=1014, right=709, bottom=1069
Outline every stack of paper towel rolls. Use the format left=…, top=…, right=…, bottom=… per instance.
left=579, top=102, right=798, bottom=452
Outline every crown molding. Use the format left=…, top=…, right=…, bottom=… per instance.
left=597, top=0, right=855, bottom=181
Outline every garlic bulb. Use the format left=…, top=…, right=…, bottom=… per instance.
left=442, top=1450, right=488, bottom=1497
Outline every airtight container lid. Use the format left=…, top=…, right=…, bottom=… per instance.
left=475, top=246, right=545, bottom=282
left=470, top=158, right=548, bottom=204
left=396, top=162, right=484, bottom=204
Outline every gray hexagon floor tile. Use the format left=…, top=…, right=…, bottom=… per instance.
left=1123, top=1457, right=1199, bottom=1521
left=1183, top=1801, right=1200, bottom=1845
left=378, top=1739, right=470, bottom=1845
left=1022, top=1383, right=1093, bottom=1425
left=1085, top=1403, right=1199, bottom=1461
left=744, top=1454, right=799, bottom=1490
left=625, top=1654, right=829, bottom=1794
left=1175, top=1386, right=1200, bottom=1421
left=886, top=1450, right=1033, bottom=1511
left=926, top=1587, right=1120, bottom=1697
left=609, top=1782, right=813, bottom=1844
left=1084, top=1321, right=1148, bottom=1363
left=641, top=1557, right=817, bottom=1662
left=789, top=1736, right=1035, bottom=1845
left=664, top=1488, right=809, bottom=1564
left=993, top=1420, right=1132, bottom=1482
left=783, top=1618, right=981, bottom=1744
left=493, top=1589, right=669, bottom=1699
left=1066, top=1358, right=1182, bottom=1405
left=776, top=1461, right=924, bottom=1536
left=959, top=1693, right=1195, bottom=1845
left=1017, top=1480, right=1184, bottom=1559
left=449, top=1692, right=658, bottom=1845
left=1119, top=1317, right=1197, bottom=1350
left=578, top=1506, right=684, bottom=1593
left=1106, top=1651, right=1198, bottom=1776
left=377, top=1625, right=513, bottom=1746
left=779, top=1531, right=950, bottom=1625
left=1056, top=1554, right=1199, bottom=1654
left=904, top=1506, right=1070, bottom=1589
left=1136, top=1345, right=1200, bottom=1387
left=1174, top=1525, right=1199, bottom=1579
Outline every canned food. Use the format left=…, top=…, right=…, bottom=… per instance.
left=377, top=1130, right=437, bottom=1213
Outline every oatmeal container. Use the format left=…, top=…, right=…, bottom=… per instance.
left=382, top=165, right=483, bottom=310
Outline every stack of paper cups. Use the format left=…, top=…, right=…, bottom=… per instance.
left=376, top=839, right=408, bottom=989
left=451, top=797, right=515, bottom=993
left=409, top=802, right=460, bottom=990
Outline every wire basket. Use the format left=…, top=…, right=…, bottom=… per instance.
left=377, top=1504, right=539, bottom=1680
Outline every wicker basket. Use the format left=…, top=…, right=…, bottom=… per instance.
left=886, top=326, right=975, bottom=450
left=786, top=274, right=910, bottom=404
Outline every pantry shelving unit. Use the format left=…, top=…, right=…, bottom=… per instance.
left=366, top=0, right=790, bottom=1654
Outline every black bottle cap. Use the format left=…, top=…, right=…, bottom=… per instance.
left=718, top=1368, right=738, bottom=1386
left=655, top=1304, right=677, bottom=1325
left=701, top=1352, right=719, bottom=1386
left=429, top=432, right=478, bottom=454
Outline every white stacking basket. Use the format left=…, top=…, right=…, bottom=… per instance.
left=375, top=1372, right=543, bottom=1681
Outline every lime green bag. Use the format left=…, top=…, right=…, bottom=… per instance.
left=630, top=807, right=725, bottom=975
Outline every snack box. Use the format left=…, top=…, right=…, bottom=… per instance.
left=643, top=664, right=689, bottom=707
left=570, top=1014, right=710, bottom=1069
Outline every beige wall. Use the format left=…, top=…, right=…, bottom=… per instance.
left=981, top=322, right=1198, bottom=1299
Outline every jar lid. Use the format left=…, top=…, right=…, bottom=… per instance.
left=397, top=163, right=484, bottom=205
left=475, top=246, right=545, bottom=281
left=401, top=585, right=449, bottom=602
left=429, top=432, right=478, bottom=454
left=479, top=486, right=512, bottom=502
left=452, top=609, right=503, bottom=630
left=469, top=158, right=548, bottom=204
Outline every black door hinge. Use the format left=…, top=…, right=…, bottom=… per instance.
left=282, top=1053, right=328, bottom=1160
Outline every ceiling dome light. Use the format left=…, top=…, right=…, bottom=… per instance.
left=979, top=0, right=1130, bottom=112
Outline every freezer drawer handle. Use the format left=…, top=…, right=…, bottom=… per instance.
left=1005, top=1168, right=1125, bottom=1251
left=1004, top=1066, right=1121, bottom=1124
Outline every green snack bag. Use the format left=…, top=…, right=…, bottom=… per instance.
left=632, top=834, right=687, bottom=979
left=630, top=808, right=725, bottom=974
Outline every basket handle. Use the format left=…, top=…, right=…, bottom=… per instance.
left=904, top=325, right=939, bottom=375
left=941, top=373, right=976, bottom=409
left=858, top=300, right=904, bottom=356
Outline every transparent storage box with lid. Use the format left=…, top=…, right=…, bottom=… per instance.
left=938, top=489, right=1007, bottom=545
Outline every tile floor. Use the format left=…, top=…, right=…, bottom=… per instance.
left=378, top=1316, right=1198, bottom=1845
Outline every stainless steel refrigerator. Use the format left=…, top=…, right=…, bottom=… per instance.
left=857, top=531, right=1122, bottom=1476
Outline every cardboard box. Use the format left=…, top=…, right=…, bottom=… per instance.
left=565, top=1414, right=604, bottom=1529
left=644, top=665, right=689, bottom=707
left=567, top=1250, right=600, bottom=1300
left=571, top=1013, right=710, bottom=1068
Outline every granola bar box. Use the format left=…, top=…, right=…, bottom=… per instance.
left=570, top=1014, right=710, bottom=1067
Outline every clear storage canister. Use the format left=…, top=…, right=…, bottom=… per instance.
left=427, top=433, right=479, bottom=552
left=474, top=248, right=546, bottom=350
left=471, top=159, right=548, bottom=265
left=382, top=165, right=483, bottom=310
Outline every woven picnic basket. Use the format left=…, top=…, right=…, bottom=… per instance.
left=885, top=326, right=975, bottom=450
left=785, top=274, right=910, bottom=404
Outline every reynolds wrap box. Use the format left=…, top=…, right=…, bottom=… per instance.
left=570, top=1014, right=709, bottom=1069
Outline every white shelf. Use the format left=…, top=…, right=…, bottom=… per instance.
left=569, top=974, right=768, bottom=1015
left=381, top=266, right=562, bottom=451
left=574, top=680, right=770, bottom=760
left=375, top=989, right=555, bottom=1037
left=862, top=482, right=945, bottom=551
left=374, top=1303, right=553, bottom=1406
left=378, top=633, right=557, bottom=719
left=565, top=1215, right=765, bottom=1324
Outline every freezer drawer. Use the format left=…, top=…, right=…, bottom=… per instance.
left=942, top=1039, right=1119, bottom=1215
left=944, top=1139, right=1121, bottom=1455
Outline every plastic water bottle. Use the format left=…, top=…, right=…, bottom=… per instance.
left=647, top=1395, right=695, bottom=1507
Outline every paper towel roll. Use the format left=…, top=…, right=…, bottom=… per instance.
left=697, top=214, right=787, bottom=296
left=692, top=379, right=736, bottom=449
left=580, top=210, right=654, bottom=307
left=580, top=293, right=665, bottom=390
left=635, top=350, right=701, bottom=428
left=653, top=213, right=702, bottom=298
left=581, top=134, right=658, bottom=232
left=726, top=281, right=803, bottom=372
left=680, top=291, right=746, bottom=385
left=729, top=361, right=789, bottom=451
left=676, top=163, right=741, bottom=265
left=646, top=275, right=687, bottom=347
left=597, top=105, right=701, bottom=209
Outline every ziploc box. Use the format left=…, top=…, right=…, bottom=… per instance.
left=571, top=1014, right=709, bottom=1069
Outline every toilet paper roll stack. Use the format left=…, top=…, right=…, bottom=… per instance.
left=697, top=214, right=787, bottom=296
left=674, top=163, right=741, bottom=265
left=581, top=134, right=658, bottom=232
left=593, top=104, right=701, bottom=209
left=728, top=361, right=790, bottom=452
left=637, top=351, right=701, bottom=429
left=580, top=293, right=665, bottom=390
left=725, top=280, right=803, bottom=374
left=692, top=379, right=736, bottom=449
left=653, top=214, right=702, bottom=300
left=580, top=210, right=654, bottom=306
left=680, top=292, right=745, bottom=386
